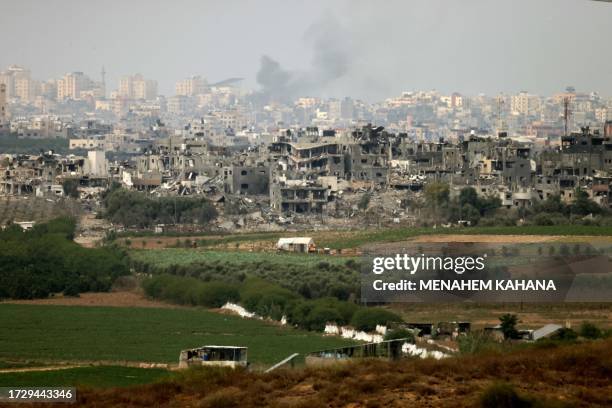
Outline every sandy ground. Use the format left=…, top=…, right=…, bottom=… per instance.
left=0, top=365, right=82, bottom=374
left=2, top=291, right=181, bottom=309
left=410, top=234, right=612, bottom=243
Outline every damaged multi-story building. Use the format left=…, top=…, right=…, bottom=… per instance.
left=13, top=120, right=602, bottom=219
left=0, top=150, right=109, bottom=196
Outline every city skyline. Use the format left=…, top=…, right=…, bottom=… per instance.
left=1, top=0, right=611, bottom=100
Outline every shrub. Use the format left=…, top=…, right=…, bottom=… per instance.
left=239, top=278, right=298, bottom=320
left=102, top=188, right=217, bottom=228
left=458, top=332, right=505, bottom=354
left=479, top=382, right=531, bottom=408
left=579, top=322, right=602, bottom=339
left=549, top=328, right=578, bottom=342
left=142, top=275, right=239, bottom=308
left=499, top=314, right=519, bottom=340
left=350, top=308, right=402, bottom=332
left=0, top=217, right=128, bottom=300
left=304, top=306, right=343, bottom=331
left=533, top=213, right=554, bottom=226
left=384, top=328, right=415, bottom=343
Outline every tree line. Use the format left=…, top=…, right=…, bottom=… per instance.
left=0, top=217, right=129, bottom=299
left=142, top=274, right=402, bottom=333
left=131, top=257, right=361, bottom=302
left=102, top=187, right=218, bottom=228
left=420, top=183, right=609, bottom=226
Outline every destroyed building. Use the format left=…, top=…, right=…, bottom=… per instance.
left=3, top=120, right=612, bottom=224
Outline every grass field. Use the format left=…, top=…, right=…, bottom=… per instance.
left=122, top=225, right=612, bottom=251
left=0, top=304, right=355, bottom=368
left=0, top=366, right=172, bottom=388
left=128, top=248, right=355, bottom=269
left=315, top=225, right=612, bottom=249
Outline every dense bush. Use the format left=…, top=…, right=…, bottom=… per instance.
left=350, top=308, right=402, bottom=332
left=141, top=273, right=400, bottom=333
left=419, top=184, right=608, bottom=227
left=286, top=297, right=359, bottom=331
left=458, top=332, right=506, bottom=354
left=142, top=274, right=239, bottom=307
left=239, top=278, right=299, bottom=320
left=479, top=382, right=531, bottom=408
left=579, top=322, right=603, bottom=339
left=499, top=314, right=519, bottom=340
left=384, top=328, right=415, bottom=343
left=0, top=217, right=129, bottom=299
left=62, top=179, right=80, bottom=198
left=102, top=188, right=217, bottom=228
left=548, top=328, right=578, bottom=342
left=130, top=256, right=360, bottom=302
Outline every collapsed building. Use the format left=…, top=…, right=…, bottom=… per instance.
left=3, top=122, right=611, bottom=225
left=0, top=150, right=109, bottom=196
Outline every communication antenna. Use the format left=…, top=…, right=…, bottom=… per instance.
left=496, top=94, right=507, bottom=136
left=101, top=66, right=106, bottom=97
left=563, top=97, right=571, bottom=137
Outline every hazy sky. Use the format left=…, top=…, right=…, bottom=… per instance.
left=1, top=0, right=611, bottom=100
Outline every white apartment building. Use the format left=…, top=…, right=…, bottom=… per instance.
left=175, top=76, right=207, bottom=96
left=57, top=72, right=92, bottom=100
left=118, top=74, right=158, bottom=100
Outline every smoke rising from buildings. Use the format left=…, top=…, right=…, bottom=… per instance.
left=1, top=0, right=612, bottom=100
left=255, top=14, right=352, bottom=103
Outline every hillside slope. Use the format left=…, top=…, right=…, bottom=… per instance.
left=51, top=339, right=612, bottom=407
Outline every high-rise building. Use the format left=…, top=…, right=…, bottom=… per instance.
left=0, top=65, right=38, bottom=101
left=118, top=74, right=158, bottom=100
left=0, top=84, right=7, bottom=135
left=340, top=97, right=354, bottom=120
left=57, top=72, right=92, bottom=100
left=175, top=76, right=207, bottom=96
left=511, top=91, right=540, bottom=116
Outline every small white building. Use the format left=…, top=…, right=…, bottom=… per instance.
left=178, top=346, right=248, bottom=369
left=276, top=237, right=315, bottom=253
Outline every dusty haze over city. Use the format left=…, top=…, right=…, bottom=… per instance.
left=1, top=0, right=611, bottom=100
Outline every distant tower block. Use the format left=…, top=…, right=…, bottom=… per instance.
left=101, top=66, right=107, bottom=97
left=0, top=83, right=7, bottom=135
left=605, top=121, right=612, bottom=138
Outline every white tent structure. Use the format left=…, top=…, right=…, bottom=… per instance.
left=276, top=237, right=315, bottom=253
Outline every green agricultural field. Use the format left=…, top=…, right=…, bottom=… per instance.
left=124, top=225, right=612, bottom=252
left=129, top=248, right=353, bottom=269
left=315, top=225, right=612, bottom=249
left=129, top=248, right=361, bottom=300
left=0, top=366, right=172, bottom=388
left=0, top=304, right=355, bottom=368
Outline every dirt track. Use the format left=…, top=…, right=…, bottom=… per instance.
left=2, top=291, right=181, bottom=309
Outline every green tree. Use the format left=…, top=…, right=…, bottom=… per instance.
left=579, top=322, right=602, bottom=339
left=384, top=328, right=415, bottom=343
left=571, top=188, right=602, bottom=216
left=499, top=314, right=519, bottom=340
left=62, top=179, right=80, bottom=198
left=358, top=193, right=371, bottom=210
left=425, top=182, right=450, bottom=208
left=350, top=308, right=402, bottom=332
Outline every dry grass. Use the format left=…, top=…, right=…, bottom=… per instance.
left=1, top=291, right=181, bottom=309
left=35, top=339, right=612, bottom=407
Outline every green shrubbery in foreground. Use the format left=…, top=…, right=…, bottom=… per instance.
left=142, top=274, right=402, bottom=332
left=0, top=217, right=129, bottom=299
